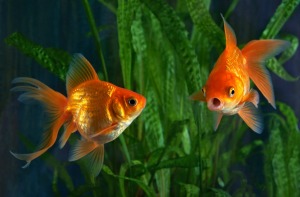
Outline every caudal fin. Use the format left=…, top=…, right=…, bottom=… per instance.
left=242, top=40, right=289, bottom=108
left=10, top=77, right=68, bottom=168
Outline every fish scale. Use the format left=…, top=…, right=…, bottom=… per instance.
left=10, top=54, right=146, bottom=177
left=190, top=17, right=289, bottom=134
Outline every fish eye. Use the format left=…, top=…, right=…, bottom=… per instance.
left=229, top=87, right=235, bottom=97
left=202, top=87, right=206, bottom=97
left=128, top=97, right=138, bottom=107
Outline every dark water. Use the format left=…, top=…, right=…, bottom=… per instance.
left=0, top=0, right=299, bottom=196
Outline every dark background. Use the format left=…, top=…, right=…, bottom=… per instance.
left=0, top=0, right=299, bottom=196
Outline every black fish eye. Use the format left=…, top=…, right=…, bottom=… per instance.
left=128, top=97, right=137, bottom=106
left=229, top=87, right=235, bottom=97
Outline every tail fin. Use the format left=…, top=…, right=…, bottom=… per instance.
left=242, top=40, right=289, bottom=108
left=10, top=77, right=68, bottom=168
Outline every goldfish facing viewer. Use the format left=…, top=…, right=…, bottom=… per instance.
left=191, top=17, right=289, bottom=133
left=11, top=54, right=146, bottom=177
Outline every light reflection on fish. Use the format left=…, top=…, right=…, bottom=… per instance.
left=11, top=54, right=146, bottom=177
left=191, top=17, right=289, bottom=133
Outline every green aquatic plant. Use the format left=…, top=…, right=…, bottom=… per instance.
left=264, top=102, right=300, bottom=197
left=6, top=0, right=300, bottom=196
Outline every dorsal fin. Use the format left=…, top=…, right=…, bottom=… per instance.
left=66, top=54, right=99, bottom=95
left=222, top=16, right=237, bottom=50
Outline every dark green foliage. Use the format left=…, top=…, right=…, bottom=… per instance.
left=264, top=102, right=300, bottom=196
left=186, top=0, right=224, bottom=52
left=82, top=0, right=109, bottom=81
left=6, top=0, right=300, bottom=196
left=261, top=0, right=300, bottom=39
left=142, top=0, right=202, bottom=94
left=5, top=32, right=71, bottom=81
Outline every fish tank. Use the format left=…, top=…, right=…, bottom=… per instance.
left=1, top=0, right=300, bottom=196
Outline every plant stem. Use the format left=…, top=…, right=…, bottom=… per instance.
left=82, top=0, right=109, bottom=81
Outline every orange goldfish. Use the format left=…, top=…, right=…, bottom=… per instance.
left=11, top=54, right=146, bottom=177
left=191, top=17, right=289, bottom=133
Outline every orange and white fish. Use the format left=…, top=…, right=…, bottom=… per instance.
left=191, top=17, right=289, bottom=133
left=11, top=54, right=146, bottom=177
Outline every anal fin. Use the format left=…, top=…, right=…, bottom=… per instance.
left=59, top=121, right=77, bottom=149
left=69, top=140, right=97, bottom=162
left=84, top=144, right=104, bottom=177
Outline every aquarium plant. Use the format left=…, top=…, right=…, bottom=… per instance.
left=5, top=0, right=300, bottom=196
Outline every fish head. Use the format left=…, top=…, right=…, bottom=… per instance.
left=111, top=88, right=146, bottom=123
left=203, top=71, right=245, bottom=113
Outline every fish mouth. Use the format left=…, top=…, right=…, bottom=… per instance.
left=207, top=98, right=223, bottom=111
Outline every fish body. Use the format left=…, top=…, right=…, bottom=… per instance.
left=191, top=17, right=289, bottom=133
left=11, top=54, right=146, bottom=177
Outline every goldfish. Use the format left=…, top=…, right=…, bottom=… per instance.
left=10, top=54, right=146, bottom=177
left=190, top=17, right=289, bottom=133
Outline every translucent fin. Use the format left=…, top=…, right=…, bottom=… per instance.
left=241, top=40, right=289, bottom=109
left=90, top=123, right=118, bottom=139
left=213, top=112, right=223, bottom=131
left=84, top=144, right=104, bottom=177
left=10, top=150, right=43, bottom=168
left=189, top=90, right=206, bottom=102
left=10, top=77, right=68, bottom=167
left=222, top=16, right=237, bottom=50
left=66, top=54, right=99, bottom=95
left=238, top=102, right=263, bottom=134
left=68, top=140, right=97, bottom=162
left=59, top=121, right=77, bottom=149
left=243, top=89, right=260, bottom=108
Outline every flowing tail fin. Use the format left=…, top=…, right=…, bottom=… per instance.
left=10, top=77, right=69, bottom=168
left=242, top=40, right=289, bottom=108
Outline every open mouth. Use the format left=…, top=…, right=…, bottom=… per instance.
left=207, top=98, right=223, bottom=111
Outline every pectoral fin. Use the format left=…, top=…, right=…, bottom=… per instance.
left=89, top=123, right=119, bottom=142
left=189, top=90, right=206, bottom=102
left=243, top=89, right=260, bottom=108
left=213, top=112, right=223, bottom=131
left=238, top=102, right=263, bottom=134
left=59, top=121, right=77, bottom=149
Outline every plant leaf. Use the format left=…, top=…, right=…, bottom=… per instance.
left=5, top=32, right=71, bottom=81
left=261, top=0, right=300, bottom=39
left=102, top=164, right=156, bottom=197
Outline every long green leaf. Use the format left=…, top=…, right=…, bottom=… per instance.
left=261, top=0, right=300, bottom=39
left=103, top=165, right=156, bottom=197
left=5, top=32, right=71, bottom=81
left=142, top=0, right=202, bottom=94
left=186, top=0, right=224, bottom=51
left=117, top=0, right=137, bottom=89
left=82, top=0, right=109, bottom=81
left=266, top=58, right=299, bottom=81
left=278, top=34, right=299, bottom=64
